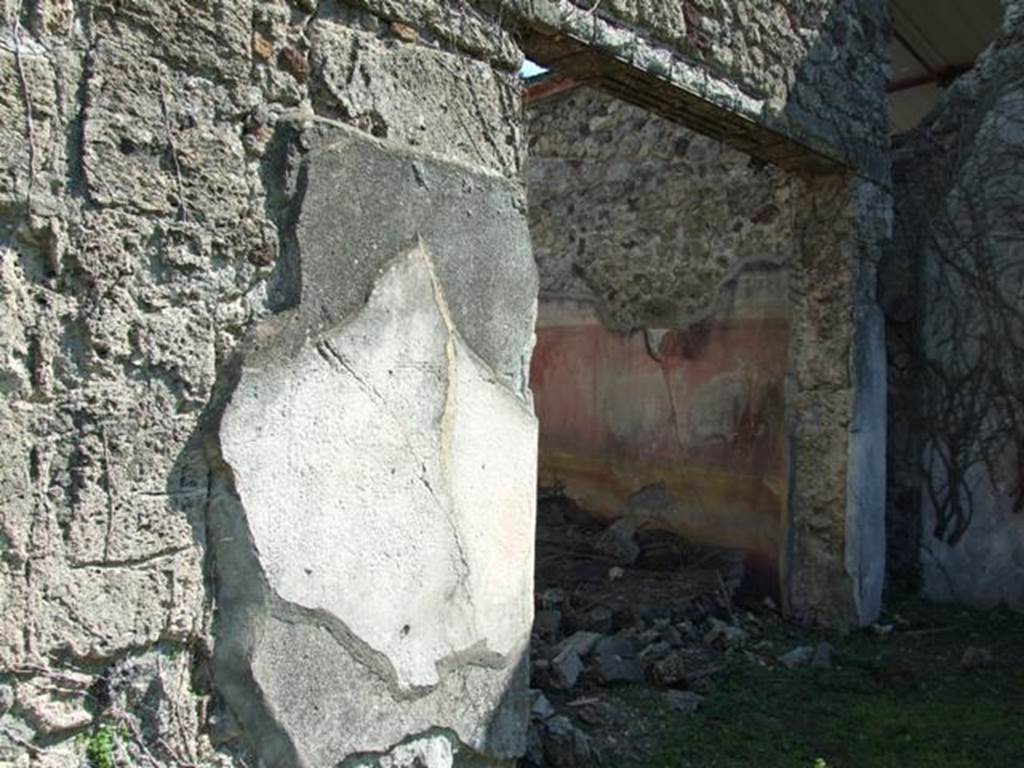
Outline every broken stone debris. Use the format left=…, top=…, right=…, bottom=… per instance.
left=556, top=631, right=603, bottom=658
left=584, top=606, right=615, bottom=634
left=594, top=651, right=645, bottom=685
left=551, top=647, right=584, bottom=690
left=531, top=692, right=556, bottom=721
left=777, top=646, right=816, bottom=669
left=541, top=715, right=597, bottom=768
left=527, top=495, right=856, bottom=766
left=811, top=642, right=834, bottom=669
left=664, top=690, right=705, bottom=715
left=703, top=617, right=748, bottom=650
left=595, top=518, right=641, bottom=564
left=960, top=646, right=994, bottom=671
left=648, top=651, right=690, bottom=688
left=526, top=496, right=757, bottom=765
left=593, top=631, right=638, bottom=660
left=535, top=609, right=563, bottom=640
left=540, top=587, right=569, bottom=610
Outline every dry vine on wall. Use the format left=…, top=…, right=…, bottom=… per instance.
left=910, top=84, right=1024, bottom=546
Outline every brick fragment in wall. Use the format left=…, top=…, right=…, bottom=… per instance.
left=337, top=0, right=522, bottom=69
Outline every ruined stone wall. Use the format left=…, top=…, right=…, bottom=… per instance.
left=527, top=87, right=795, bottom=330
left=1, top=1, right=535, bottom=765
left=510, top=0, right=890, bottom=179
left=525, top=86, right=890, bottom=624
left=526, top=86, right=794, bottom=591
left=516, top=0, right=894, bottom=626
left=786, top=173, right=889, bottom=627
left=884, top=6, right=1024, bottom=612
left=567, top=0, right=888, bottom=145
left=1, top=0, right=893, bottom=765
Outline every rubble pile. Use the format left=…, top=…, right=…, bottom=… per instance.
left=525, top=493, right=831, bottom=766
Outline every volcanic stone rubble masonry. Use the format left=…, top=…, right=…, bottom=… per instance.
left=526, top=85, right=797, bottom=587
left=525, top=87, right=890, bottom=623
left=0, top=1, right=889, bottom=766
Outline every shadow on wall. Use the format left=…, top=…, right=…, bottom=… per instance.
left=883, top=7, right=1024, bottom=612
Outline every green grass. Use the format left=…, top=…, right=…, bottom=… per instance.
left=625, top=601, right=1024, bottom=768
left=85, top=724, right=117, bottom=768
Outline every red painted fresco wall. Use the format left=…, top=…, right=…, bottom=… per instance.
left=532, top=299, right=789, bottom=582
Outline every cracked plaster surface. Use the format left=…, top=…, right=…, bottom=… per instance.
left=221, top=244, right=537, bottom=691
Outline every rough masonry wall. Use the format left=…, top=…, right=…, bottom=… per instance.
left=510, top=0, right=890, bottom=179
left=525, top=86, right=890, bottom=624
left=786, top=173, right=888, bottom=627
left=515, top=0, right=894, bottom=626
left=564, top=0, right=887, bottom=147
left=1, top=1, right=536, bottom=766
left=1, top=0, right=894, bottom=764
left=526, top=86, right=793, bottom=590
left=883, top=6, right=1024, bottom=612
left=527, top=87, right=795, bottom=330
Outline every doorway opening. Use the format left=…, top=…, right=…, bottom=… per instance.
left=522, top=73, right=797, bottom=763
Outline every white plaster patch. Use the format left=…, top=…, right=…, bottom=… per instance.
left=221, top=245, right=537, bottom=690
left=922, top=476, right=1024, bottom=614
left=844, top=304, right=887, bottom=626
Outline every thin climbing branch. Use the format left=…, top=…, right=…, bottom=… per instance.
left=904, top=86, right=1024, bottom=545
